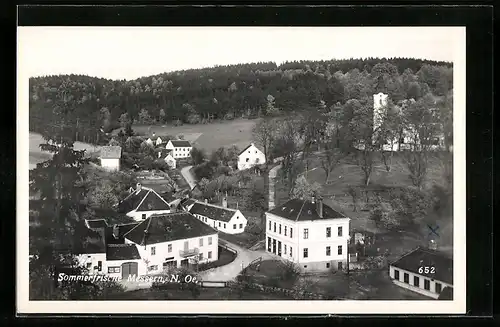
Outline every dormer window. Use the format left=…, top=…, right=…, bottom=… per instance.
left=246, top=158, right=249, bottom=162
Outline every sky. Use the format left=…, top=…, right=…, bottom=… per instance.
left=18, top=27, right=461, bottom=81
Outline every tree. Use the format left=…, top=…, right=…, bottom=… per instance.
left=320, top=138, right=347, bottom=183
left=119, top=113, right=131, bottom=129
left=252, top=118, right=276, bottom=163
left=138, top=108, right=153, bottom=125
left=265, top=94, right=280, bottom=116
left=159, top=108, right=166, bottom=123
left=190, top=147, right=206, bottom=166
left=87, top=181, right=119, bottom=209
left=100, top=107, right=111, bottom=131
left=291, top=175, right=322, bottom=200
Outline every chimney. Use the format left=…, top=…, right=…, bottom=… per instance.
left=136, top=183, right=142, bottom=193
left=112, top=224, right=119, bottom=239
left=204, top=198, right=208, bottom=203
left=152, top=132, right=156, bottom=137
left=317, top=198, right=323, bottom=218
left=158, top=151, right=161, bottom=159
left=311, top=196, right=315, bottom=204
left=236, top=202, right=239, bottom=209
left=222, top=197, right=228, bottom=208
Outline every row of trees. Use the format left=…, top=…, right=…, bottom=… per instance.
left=29, top=59, right=452, bottom=145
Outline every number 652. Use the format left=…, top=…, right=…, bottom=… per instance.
left=418, top=266, right=435, bottom=274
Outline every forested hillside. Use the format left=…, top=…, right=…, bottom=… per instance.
left=29, top=58, right=453, bottom=144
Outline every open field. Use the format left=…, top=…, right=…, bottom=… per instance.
left=29, top=132, right=101, bottom=169
left=118, top=118, right=259, bottom=153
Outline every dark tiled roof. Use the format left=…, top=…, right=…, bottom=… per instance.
left=188, top=202, right=237, bottom=223
left=390, top=247, right=453, bottom=285
left=161, top=192, right=177, bottom=203
left=124, top=212, right=217, bottom=245
left=100, top=146, right=122, bottom=159
left=170, top=140, right=192, bottom=147
left=268, top=198, right=346, bottom=222
left=73, top=228, right=106, bottom=254
left=85, top=219, right=108, bottom=229
left=238, top=143, right=262, bottom=156
left=117, top=187, right=170, bottom=213
left=92, top=208, right=136, bottom=225
left=104, top=222, right=140, bottom=244
left=438, top=286, right=453, bottom=300
left=106, top=244, right=141, bottom=261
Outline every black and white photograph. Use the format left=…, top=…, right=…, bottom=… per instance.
left=18, top=25, right=466, bottom=314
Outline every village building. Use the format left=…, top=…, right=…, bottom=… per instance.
left=186, top=198, right=247, bottom=235
left=165, top=140, right=192, bottom=159
left=237, top=143, right=266, bottom=170
left=99, top=146, right=122, bottom=171
left=389, top=246, right=453, bottom=299
left=117, top=183, right=171, bottom=221
left=76, top=213, right=218, bottom=279
left=265, top=196, right=350, bottom=273
left=156, top=148, right=176, bottom=169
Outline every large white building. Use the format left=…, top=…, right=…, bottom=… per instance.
left=117, top=183, right=172, bottom=221
left=99, top=146, right=122, bottom=171
left=389, top=246, right=453, bottom=299
left=237, top=143, right=266, bottom=170
left=265, top=197, right=350, bottom=273
left=76, top=213, right=218, bottom=279
left=185, top=198, right=247, bottom=235
left=165, top=140, right=192, bottom=159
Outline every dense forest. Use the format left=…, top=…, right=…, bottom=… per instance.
left=29, top=58, right=453, bottom=144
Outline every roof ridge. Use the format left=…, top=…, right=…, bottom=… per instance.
left=135, top=189, right=152, bottom=211
left=141, top=216, right=154, bottom=245
left=122, top=217, right=147, bottom=238
left=295, top=199, right=307, bottom=222
left=388, top=246, right=422, bottom=266
left=196, top=201, right=236, bottom=211
left=107, top=243, right=135, bottom=247
left=150, top=188, right=172, bottom=207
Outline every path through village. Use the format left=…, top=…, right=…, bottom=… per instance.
left=180, top=165, right=197, bottom=190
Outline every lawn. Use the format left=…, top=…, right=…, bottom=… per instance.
left=218, top=230, right=263, bottom=249
left=106, top=286, right=294, bottom=300
left=116, top=118, right=259, bottom=154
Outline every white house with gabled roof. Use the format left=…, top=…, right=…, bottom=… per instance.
left=99, top=146, right=122, bottom=171
left=265, top=196, right=350, bottom=273
left=117, top=183, right=172, bottom=221
left=237, top=143, right=266, bottom=170
left=165, top=140, right=192, bottom=159
left=186, top=198, right=247, bottom=235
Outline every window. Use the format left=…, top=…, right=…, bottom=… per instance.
left=199, top=253, right=204, bottom=260
left=435, top=283, right=442, bottom=294
left=208, top=237, right=212, bottom=245
left=303, top=228, right=309, bottom=239
left=290, top=247, right=293, bottom=257
left=151, top=246, right=156, bottom=255
left=338, top=245, right=342, bottom=255
left=267, top=237, right=271, bottom=252
left=303, top=248, right=309, bottom=258
left=108, top=267, right=120, bottom=273
left=326, top=246, right=331, bottom=256
left=269, top=221, right=271, bottom=230
left=142, top=214, right=146, bottom=220
left=326, top=227, right=331, bottom=238
left=86, top=262, right=92, bottom=269
left=224, top=223, right=226, bottom=228
left=338, top=226, right=343, bottom=237
left=326, top=263, right=330, bottom=269
left=208, top=251, right=212, bottom=259
left=148, top=265, right=158, bottom=271
left=338, top=262, right=343, bottom=270
left=97, top=261, right=102, bottom=272
left=239, top=224, right=243, bottom=229
left=290, top=228, right=293, bottom=238
left=273, top=222, right=276, bottom=232
left=424, top=279, right=430, bottom=290
left=279, top=224, right=282, bottom=234
left=414, top=276, right=420, bottom=287
left=284, top=244, right=287, bottom=254
left=256, top=158, right=260, bottom=163
left=304, top=265, right=308, bottom=268
left=246, top=158, right=249, bottom=162
left=394, top=270, right=400, bottom=280
left=403, top=273, right=409, bottom=283
left=284, top=226, right=287, bottom=236
left=219, top=222, right=221, bottom=227
left=168, top=244, right=172, bottom=253
left=233, top=224, right=237, bottom=229
left=199, top=238, right=204, bottom=247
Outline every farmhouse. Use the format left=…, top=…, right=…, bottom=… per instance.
left=265, top=196, right=350, bottom=273
left=389, top=246, right=453, bottom=299
left=186, top=198, right=248, bottom=235
left=117, top=183, right=171, bottom=221
left=76, top=213, right=218, bottom=279
left=237, top=143, right=266, bottom=170
left=165, top=140, right=192, bottom=159
left=99, top=146, right=122, bottom=171
left=157, top=148, right=176, bottom=169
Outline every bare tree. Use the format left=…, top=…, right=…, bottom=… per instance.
left=252, top=118, right=276, bottom=163
left=320, top=137, right=348, bottom=183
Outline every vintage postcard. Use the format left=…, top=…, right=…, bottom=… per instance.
left=17, top=26, right=466, bottom=314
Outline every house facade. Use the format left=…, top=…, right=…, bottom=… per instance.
left=186, top=198, right=247, bottom=235
left=389, top=247, right=453, bottom=299
left=77, top=213, right=218, bottom=279
left=165, top=140, right=192, bottom=159
left=157, top=149, right=176, bottom=169
left=265, top=197, right=350, bottom=273
left=237, top=143, right=266, bottom=170
left=117, top=183, right=171, bottom=221
left=99, top=146, right=122, bottom=171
